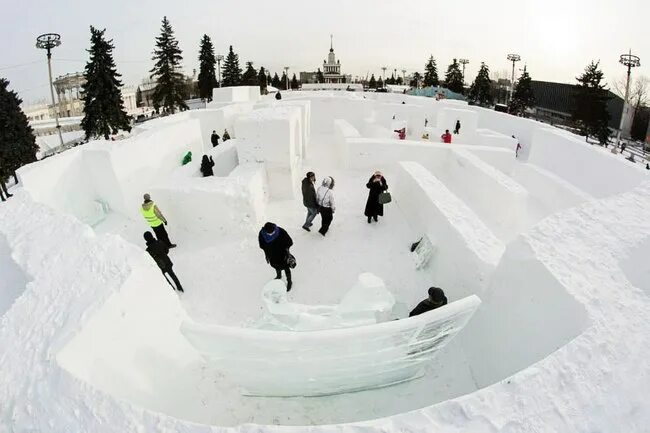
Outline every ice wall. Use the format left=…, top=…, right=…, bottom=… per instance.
left=0, top=234, right=28, bottom=316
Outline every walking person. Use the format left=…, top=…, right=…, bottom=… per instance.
left=200, top=155, right=215, bottom=177
left=364, top=171, right=388, bottom=223
left=301, top=171, right=318, bottom=231
left=258, top=222, right=294, bottom=291
left=211, top=130, right=220, bottom=147
left=141, top=193, right=176, bottom=248
left=453, top=120, right=461, bottom=134
left=144, top=231, right=184, bottom=293
left=316, top=176, right=336, bottom=236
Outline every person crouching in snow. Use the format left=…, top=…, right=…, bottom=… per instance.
left=222, top=129, right=231, bottom=141
left=393, top=127, right=406, bottom=140
left=144, top=231, right=184, bottom=293
left=259, top=222, right=294, bottom=291
left=441, top=129, right=452, bottom=143
left=365, top=171, right=388, bottom=223
left=316, top=176, right=336, bottom=236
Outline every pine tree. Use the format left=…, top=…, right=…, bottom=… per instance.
left=316, top=68, right=325, bottom=84
left=258, top=66, right=268, bottom=93
left=267, top=72, right=272, bottom=87
left=150, top=17, right=188, bottom=114
left=279, top=71, right=288, bottom=90
left=377, top=76, right=384, bottom=88
left=79, top=27, right=132, bottom=140
left=410, top=72, right=422, bottom=88
left=444, top=59, right=465, bottom=94
left=197, top=34, right=217, bottom=102
left=468, top=62, right=493, bottom=106
left=387, top=74, right=396, bottom=85
left=423, top=56, right=439, bottom=87
left=241, top=61, right=258, bottom=86
left=509, top=66, right=535, bottom=115
left=271, top=73, right=281, bottom=88
left=291, top=73, right=299, bottom=90
left=396, top=76, right=404, bottom=85
left=368, top=74, right=377, bottom=89
left=0, top=78, right=38, bottom=186
left=572, top=61, right=611, bottom=144
left=221, top=45, right=242, bottom=86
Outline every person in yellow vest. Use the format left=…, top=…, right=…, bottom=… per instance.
left=141, top=193, right=176, bottom=248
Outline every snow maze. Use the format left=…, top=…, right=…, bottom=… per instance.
left=1, top=87, right=650, bottom=432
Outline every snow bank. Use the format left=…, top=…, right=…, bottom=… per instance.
left=212, top=85, right=261, bottom=104
left=436, top=108, right=478, bottom=136
left=0, top=233, right=29, bottom=316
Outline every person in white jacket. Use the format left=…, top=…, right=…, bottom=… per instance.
left=316, top=176, right=336, bottom=236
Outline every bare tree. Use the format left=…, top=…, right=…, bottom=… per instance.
left=612, top=75, right=648, bottom=108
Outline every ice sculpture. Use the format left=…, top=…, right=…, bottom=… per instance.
left=180, top=275, right=481, bottom=397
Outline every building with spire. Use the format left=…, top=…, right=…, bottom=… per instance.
left=300, top=35, right=351, bottom=85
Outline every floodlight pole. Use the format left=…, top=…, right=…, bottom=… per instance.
left=616, top=50, right=641, bottom=148
left=401, top=69, right=406, bottom=85
left=36, top=33, right=64, bottom=148
left=381, top=67, right=387, bottom=87
left=459, top=59, right=469, bottom=85
left=506, top=54, right=521, bottom=105
left=216, top=54, right=224, bottom=87
left=284, top=66, right=290, bottom=90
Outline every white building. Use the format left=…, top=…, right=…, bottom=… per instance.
left=322, top=36, right=351, bottom=84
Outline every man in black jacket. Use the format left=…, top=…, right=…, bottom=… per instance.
left=210, top=130, right=220, bottom=147
left=258, top=222, right=294, bottom=291
left=143, top=231, right=184, bottom=293
left=301, top=172, right=318, bottom=231
left=409, top=287, right=447, bottom=317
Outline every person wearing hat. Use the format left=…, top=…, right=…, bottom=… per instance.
left=141, top=193, right=176, bottom=248
left=409, top=287, right=448, bottom=317
left=301, top=171, right=318, bottom=231
left=143, top=231, right=184, bottom=293
left=258, top=222, right=294, bottom=291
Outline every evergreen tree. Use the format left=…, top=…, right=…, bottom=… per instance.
left=387, top=74, right=396, bottom=85
left=279, top=71, right=288, bottom=90
left=377, top=76, right=384, bottom=88
left=221, top=45, right=242, bottom=86
left=423, top=56, right=439, bottom=87
left=271, top=73, right=281, bottom=88
left=444, top=59, right=465, bottom=94
left=267, top=72, right=272, bottom=87
left=396, top=76, right=404, bottom=85
left=0, top=78, right=38, bottom=186
left=316, top=68, right=325, bottom=84
left=291, top=73, right=299, bottom=90
left=197, top=34, right=217, bottom=101
left=135, top=87, right=143, bottom=107
left=149, top=16, right=188, bottom=114
left=509, top=66, right=535, bottom=115
left=572, top=61, right=611, bottom=144
left=258, top=66, right=268, bottom=93
left=410, top=72, right=422, bottom=88
left=241, top=61, right=258, bottom=86
left=80, top=26, right=132, bottom=140
left=368, top=74, right=377, bottom=89
left=468, top=62, right=493, bottom=106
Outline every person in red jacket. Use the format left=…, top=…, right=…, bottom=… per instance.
left=441, top=130, right=452, bottom=143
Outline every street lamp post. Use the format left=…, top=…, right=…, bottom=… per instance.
left=284, top=66, right=290, bottom=90
left=216, top=54, right=224, bottom=87
left=381, top=67, right=387, bottom=87
left=616, top=50, right=641, bottom=148
left=36, top=33, right=64, bottom=148
left=506, top=54, right=521, bottom=105
left=401, top=69, right=407, bottom=85
left=459, top=59, right=469, bottom=85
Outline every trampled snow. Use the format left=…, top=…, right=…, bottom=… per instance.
left=1, top=88, right=649, bottom=432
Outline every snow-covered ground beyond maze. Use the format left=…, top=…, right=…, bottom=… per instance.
left=1, top=87, right=650, bottom=432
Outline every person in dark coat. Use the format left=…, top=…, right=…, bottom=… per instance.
left=409, top=287, right=447, bottom=317
left=200, top=155, right=215, bottom=177
left=453, top=120, right=461, bottom=134
left=222, top=129, right=231, bottom=141
left=364, top=171, right=388, bottom=223
left=211, top=130, right=220, bottom=147
left=143, top=231, right=184, bottom=293
left=301, top=171, right=318, bottom=231
left=258, top=222, right=294, bottom=291
left=275, top=91, right=282, bottom=100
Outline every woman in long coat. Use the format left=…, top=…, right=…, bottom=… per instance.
left=364, top=171, right=388, bottom=223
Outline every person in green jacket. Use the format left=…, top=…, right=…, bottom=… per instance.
left=182, top=151, right=192, bottom=165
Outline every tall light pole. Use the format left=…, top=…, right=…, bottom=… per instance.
left=506, top=54, right=521, bottom=105
left=616, top=50, right=641, bottom=147
left=36, top=33, right=64, bottom=148
left=284, top=66, right=290, bottom=90
left=216, top=54, right=224, bottom=87
left=401, top=69, right=407, bottom=85
left=459, top=59, right=469, bottom=85
left=381, top=66, right=387, bottom=87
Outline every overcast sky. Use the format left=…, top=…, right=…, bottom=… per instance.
left=1, top=0, right=648, bottom=105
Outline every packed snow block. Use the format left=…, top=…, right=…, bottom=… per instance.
left=527, top=127, right=647, bottom=198
left=235, top=106, right=302, bottom=199
left=376, top=103, right=427, bottom=138
left=292, top=94, right=373, bottom=134
left=211, top=85, right=260, bottom=103
left=189, top=106, right=253, bottom=153
left=395, top=161, right=504, bottom=298
left=180, top=294, right=481, bottom=397
left=435, top=148, right=529, bottom=242
left=469, top=105, right=539, bottom=157
left=343, top=137, right=453, bottom=170
left=476, top=128, right=518, bottom=150
left=436, top=108, right=478, bottom=136
left=0, top=233, right=28, bottom=316
left=333, top=119, right=361, bottom=165
left=254, top=99, right=312, bottom=158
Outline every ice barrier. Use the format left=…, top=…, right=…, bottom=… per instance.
left=180, top=294, right=481, bottom=397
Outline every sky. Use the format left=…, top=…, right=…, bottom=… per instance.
left=1, top=0, right=648, bottom=105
